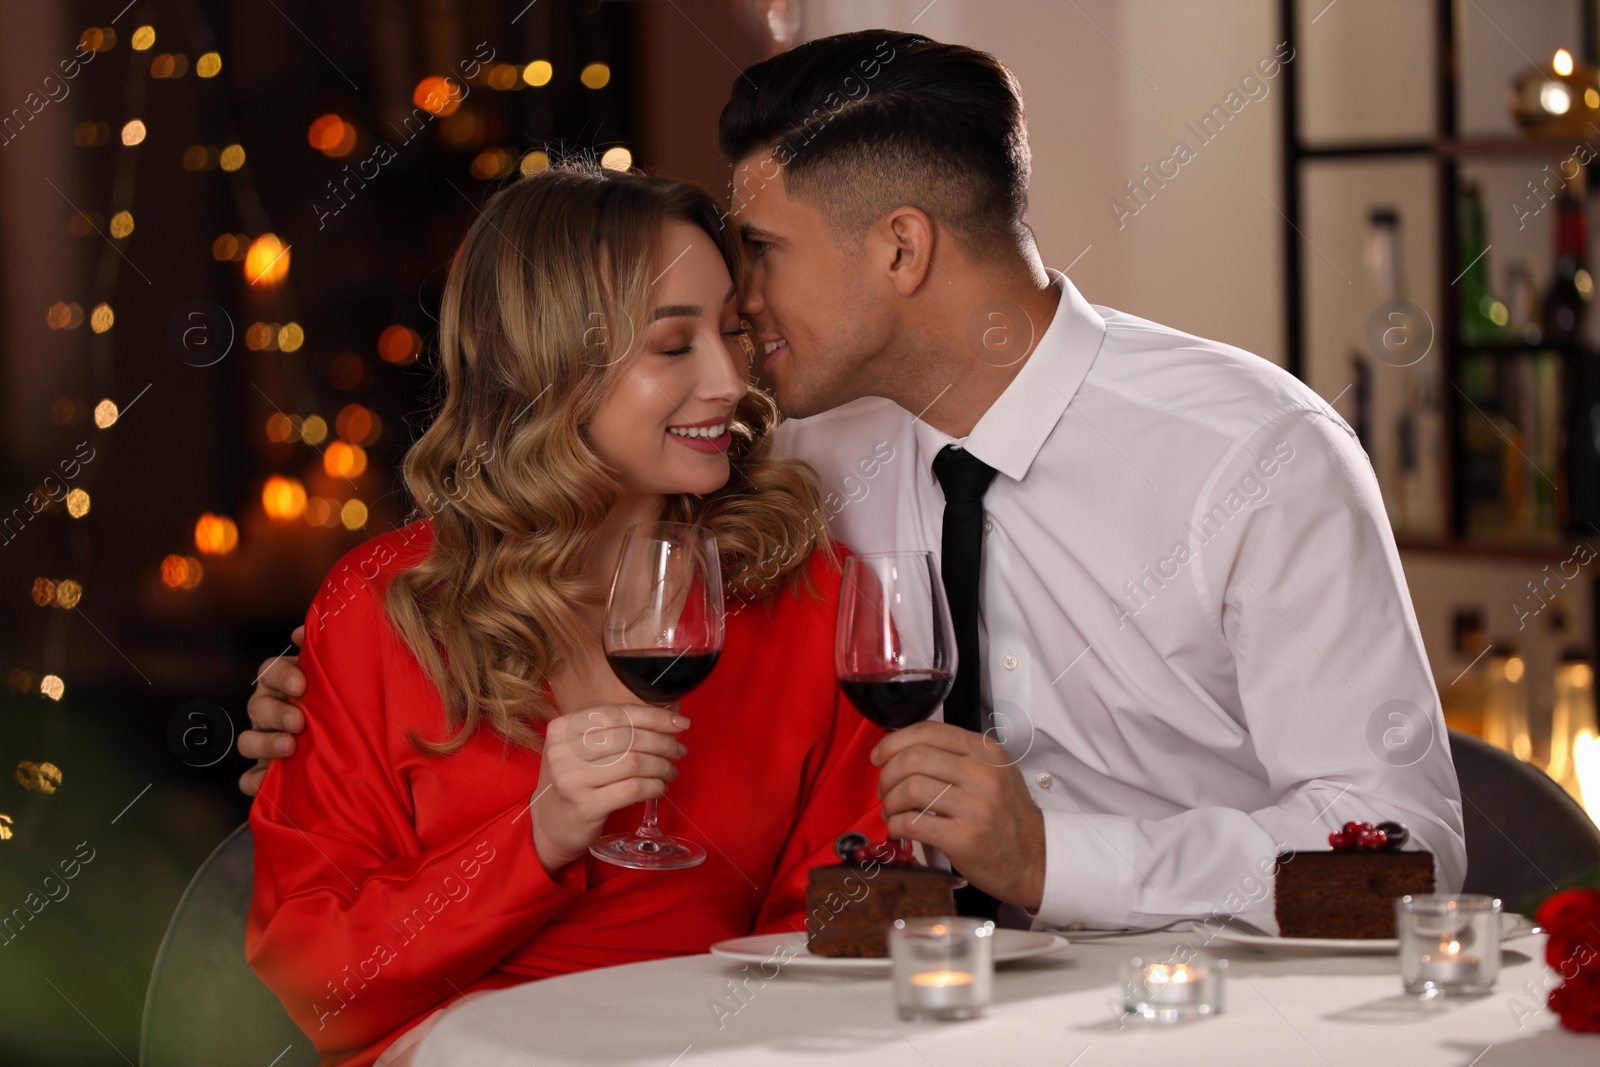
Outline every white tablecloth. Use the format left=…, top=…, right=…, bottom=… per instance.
left=414, top=931, right=1591, bottom=1066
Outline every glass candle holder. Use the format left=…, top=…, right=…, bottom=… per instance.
left=1396, top=894, right=1502, bottom=997
left=889, top=917, right=994, bottom=1021
left=1121, top=958, right=1227, bottom=1023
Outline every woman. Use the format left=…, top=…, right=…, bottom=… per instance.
left=245, top=164, right=884, bottom=1065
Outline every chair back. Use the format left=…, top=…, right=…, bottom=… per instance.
left=1450, top=728, right=1600, bottom=905
left=141, top=822, right=317, bottom=1067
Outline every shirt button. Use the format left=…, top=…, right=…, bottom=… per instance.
left=1036, top=772, right=1053, bottom=789
left=1002, top=654, right=1018, bottom=671
left=983, top=518, right=994, bottom=537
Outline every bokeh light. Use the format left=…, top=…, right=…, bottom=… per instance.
left=245, top=233, right=290, bottom=286
left=262, top=475, right=308, bottom=521
left=194, top=514, right=239, bottom=555
left=55, top=580, right=82, bottom=610
left=341, top=499, right=369, bottom=529
left=300, top=414, right=329, bottom=446
left=324, top=441, right=369, bottom=478
left=378, top=324, right=420, bottom=364
left=308, top=114, right=357, bottom=157
left=413, top=76, right=463, bottom=116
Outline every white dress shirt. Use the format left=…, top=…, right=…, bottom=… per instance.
left=773, top=271, right=1466, bottom=931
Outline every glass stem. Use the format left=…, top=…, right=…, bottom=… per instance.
left=632, top=699, right=677, bottom=843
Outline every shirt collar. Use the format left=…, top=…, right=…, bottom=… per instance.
left=914, top=270, right=1107, bottom=483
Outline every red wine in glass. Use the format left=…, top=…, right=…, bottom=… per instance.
left=592, top=522, right=724, bottom=870
left=836, top=552, right=955, bottom=853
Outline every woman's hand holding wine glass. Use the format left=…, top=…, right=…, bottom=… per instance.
left=528, top=702, right=692, bottom=874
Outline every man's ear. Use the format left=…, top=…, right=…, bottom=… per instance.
left=877, top=206, right=936, bottom=297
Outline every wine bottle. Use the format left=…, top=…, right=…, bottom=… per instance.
left=1458, top=184, right=1508, bottom=344
left=1542, top=179, right=1593, bottom=342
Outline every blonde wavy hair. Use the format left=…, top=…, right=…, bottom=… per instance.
left=384, top=163, right=833, bottom=755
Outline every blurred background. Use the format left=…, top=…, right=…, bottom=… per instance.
left=2, top=1, right=1599, bottom=1063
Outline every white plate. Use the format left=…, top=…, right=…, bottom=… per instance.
left=710, top=928, right=1068, bottom=971
left=1204, top=912, right=1539, bottom=954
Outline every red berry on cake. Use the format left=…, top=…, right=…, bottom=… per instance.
left=1357, top=829, right=1388, bottom=851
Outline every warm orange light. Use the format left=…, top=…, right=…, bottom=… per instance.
left=378, top=324, right=420, bottom=364
left=308, top=114, right=357, bottom=157
left=324, top=441, right=368, bottom=478
left=261, top=475, right=308, bottom=521
left=413, top=76, right=463, bottom=117
left=160, top=553, right=203, bottom=589
left=336, top=403, right=380, bottom=445
left=245, top=233, right=291, bottom=286
left=194, top=513, right=239, bottom=555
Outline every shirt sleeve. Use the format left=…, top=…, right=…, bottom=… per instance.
left=245, top=576, right=586, bottom=1058
left=1031, top=409, right=1466, bottom=931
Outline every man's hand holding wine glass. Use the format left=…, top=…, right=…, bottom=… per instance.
left=871, top=720, right=1048, bottom=912
left=528, top=703, right=692, bottom=874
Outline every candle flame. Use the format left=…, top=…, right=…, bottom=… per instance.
left=910, top=970, right=974, bottom=988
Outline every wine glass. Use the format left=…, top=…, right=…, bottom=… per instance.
left=592, top=521, right=724, bottom=870
left=836, top=551, right=956, bottom=859
left=836, top=551, right=956, bottom=731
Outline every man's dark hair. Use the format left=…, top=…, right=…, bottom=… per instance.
left=717, top=30, right=1031, bottom=259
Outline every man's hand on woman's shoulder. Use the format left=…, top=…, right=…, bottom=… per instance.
left=238, top=625, right=308, bottom=796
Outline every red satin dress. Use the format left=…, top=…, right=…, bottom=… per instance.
left=246, top=521, right=884, bottom=1065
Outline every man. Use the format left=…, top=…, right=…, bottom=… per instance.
left=240, top=30, right=1464, bottom=932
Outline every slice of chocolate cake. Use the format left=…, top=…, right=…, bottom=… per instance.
left=805, top=836, right=963, bottom=958
left=1275, top=821, right=1434, bottom=939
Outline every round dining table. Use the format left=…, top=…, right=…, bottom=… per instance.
left=414, top=928, right=1590, bottom=1066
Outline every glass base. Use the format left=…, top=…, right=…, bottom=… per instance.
left=898, top=1005, right=989, bottom=1022
left=589, top=832, right=706, bottom=870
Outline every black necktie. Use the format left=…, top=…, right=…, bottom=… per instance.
left=931, top=444, right=1001, bottom=921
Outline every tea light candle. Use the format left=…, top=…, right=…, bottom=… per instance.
left=1121, top=958, right=1227, bottom=1023
left=1396, top=894, right=1501, bottom=997
left=1418, top=937, right=1481, bottom=986
left=890, top=918, right=994, bottom=1021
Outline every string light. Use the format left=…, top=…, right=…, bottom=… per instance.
left=40, top=676, right=64, bottom=701
left=130, top=25, right=155, bottom=51
left=601, top=147, right=632, bottom=171
left=196, top=52, right=222, bottom=78
left=90, top=303, right=114, bottom=333
left=65, top=489, right=90, bottom=518
left=121, top=119, right=147, bottom=146
left=93, top=399, right=119, bottom=427
left=580, top=63, right=611, bottom=90
left=522, top=60, right=553, bottom=87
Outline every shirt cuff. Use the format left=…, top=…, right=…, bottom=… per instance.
left=1028, top=808, right=1139, bottom=930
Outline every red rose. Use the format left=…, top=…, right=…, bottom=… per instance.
left=1539, top=888, right=1600, bottom=1032
left=1549, top=970, right=1600, bottom=1033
